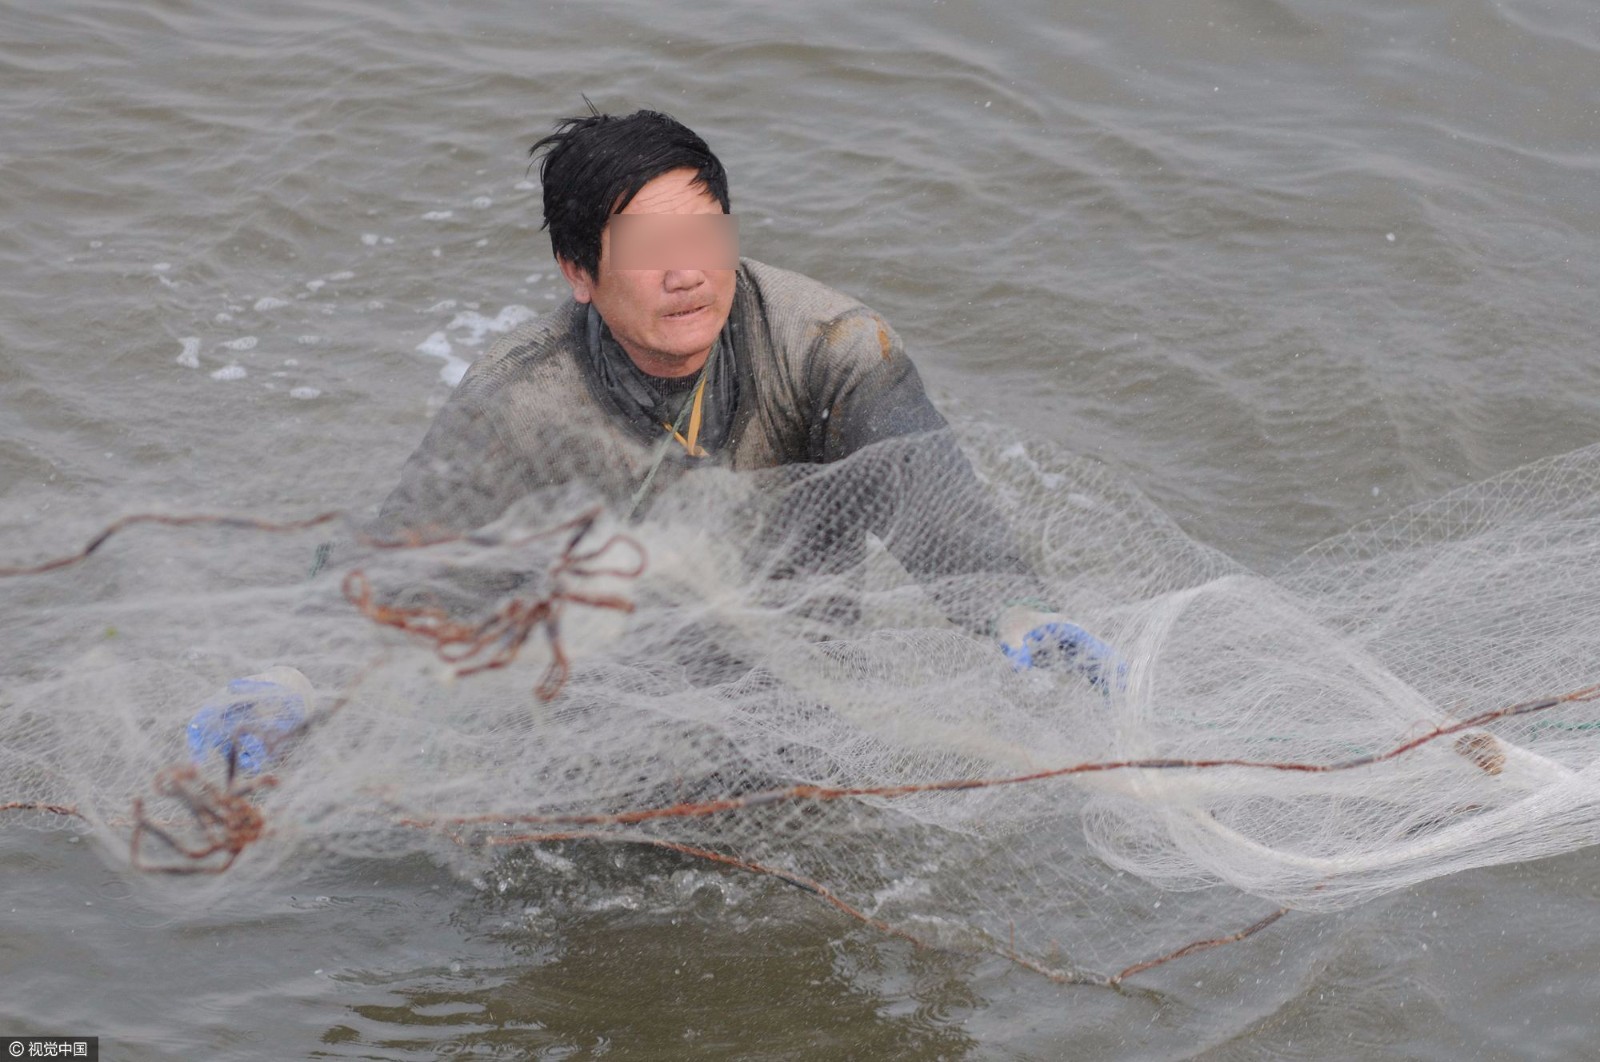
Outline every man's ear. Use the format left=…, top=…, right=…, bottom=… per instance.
left=557, top=255, right=596, bottom=304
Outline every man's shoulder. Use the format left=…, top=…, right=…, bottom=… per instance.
left=740, top=258, right=902, bottom=372
left=454, top=299, right=586, bottom=400
left=740, top=258, right=882, bottom=333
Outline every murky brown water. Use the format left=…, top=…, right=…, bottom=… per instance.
left=4, top=0, right=1599, bottom=1056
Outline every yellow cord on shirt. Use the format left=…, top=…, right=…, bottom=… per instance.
left=629, top=361, right=714, bottom=519
left=662, top=374, right=709, bottom=457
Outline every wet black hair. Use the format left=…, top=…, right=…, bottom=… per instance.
left=530, top=106, right=731, bottom=278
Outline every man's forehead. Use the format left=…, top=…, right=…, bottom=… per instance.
left=616, top=169, right=723, bottom=215
left=609, top=214, right=734, bottom=231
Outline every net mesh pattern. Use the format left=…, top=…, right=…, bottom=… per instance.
left=6, top=431, right=1600, bottom=983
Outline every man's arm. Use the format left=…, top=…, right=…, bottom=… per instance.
left=795, top=308, right=1046, bottom=632
left=793, top=308, right=1125, bottom=690
left=371, top=393, right=537, bottom=541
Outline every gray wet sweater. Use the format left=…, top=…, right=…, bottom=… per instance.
left=376, top=258, right=1037, bottom=628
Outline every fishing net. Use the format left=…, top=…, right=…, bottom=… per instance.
left=5, top=428, right=1600, bottom=986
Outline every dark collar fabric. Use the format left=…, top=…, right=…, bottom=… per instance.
left=582, top=303, right=741, bottom=457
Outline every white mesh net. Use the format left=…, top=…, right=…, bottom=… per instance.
left=5, top=430, right=1600, bottom=984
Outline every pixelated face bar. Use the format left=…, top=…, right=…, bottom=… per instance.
left=606, top=214, right=739, bottom=270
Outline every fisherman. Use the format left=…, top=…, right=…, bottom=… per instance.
left=376, top=107, right=1113, bottom=672
left=189, top=108, right=1118, bottom=772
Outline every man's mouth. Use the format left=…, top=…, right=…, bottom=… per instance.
left=664, top=304, right=707, bottom=320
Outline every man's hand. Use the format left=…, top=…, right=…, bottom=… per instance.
left=996, top=606, right=1127, bottom=696
left=186, top=667, right=312, bottom=774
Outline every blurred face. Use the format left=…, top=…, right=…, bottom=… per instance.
left=558, top=168, right=738, bottom=378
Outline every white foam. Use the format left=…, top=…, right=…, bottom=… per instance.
left=305, top=280, right=326, bottom=293
left=326, top=271, right=355, bottom=282
left=531, top=848, right=577, bottom=874
left=514, top=180, right=536, bottom=191
left=175, top=337, right=201, bottom=368
left=872, top=874, right=931, bottom=909
left=296, top=336, right=319, bottom=346
left=220, top=336, right=257, bottom=351
left=361, top=234, right=380, bottom=246
left=210, top=364, right=247, bottom=381
left=152, top=262, right=172, bottom=273
left=290, top=386, right=321, bottom=400
left=446, top=305, right=536, bottom=347
left=422, top=210, right=454, bottom=221
left=416, top=331, right=452, bottom=359
left=471, top=196, right=492, bottom=210
left=586, top=894, right=640, bottom=913
left=253, top=296, right=289, bottom=311
left=415, top=331, right=469, bottom=388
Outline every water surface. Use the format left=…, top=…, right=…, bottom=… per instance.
left=3, top=0, right=1598, bottom=1057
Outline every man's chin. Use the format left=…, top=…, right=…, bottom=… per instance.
left=656, top=321, right=725, bottom=356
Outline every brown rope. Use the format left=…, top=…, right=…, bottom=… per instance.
left=403, top=682, right=1600, bottom=832
left=0, top=511, right=345, bottom=578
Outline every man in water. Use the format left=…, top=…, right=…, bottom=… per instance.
left=189, top=108, right=1117, bottom=771
left=376, top=107, right=1109, bottom=671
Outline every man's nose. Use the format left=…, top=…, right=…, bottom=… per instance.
left=663, top=269, right=705, bottom=291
